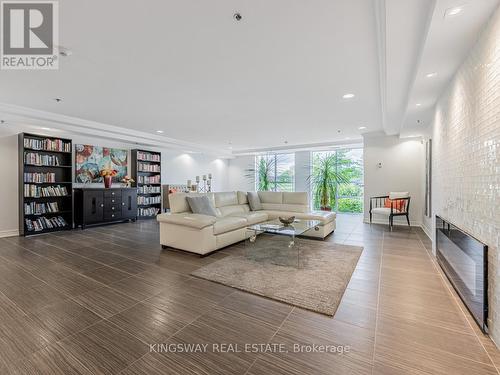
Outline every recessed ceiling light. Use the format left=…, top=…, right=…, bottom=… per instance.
left=156, top=130, right=164, bottom=134
left=41, top=127, right=51, bottom=130
left=358, top=126, right=367, bottom=130
left=416, top=103, right=422, bottom=107
left=343, top=93, right=355, bottom=99
left=445, top=6, right=464, bottom=18
left=426, top=72, right=437, bottom=78
left=233, top=13, right=242, bottom=21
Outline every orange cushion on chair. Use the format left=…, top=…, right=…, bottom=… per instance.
left=169, top=189, right=177, bottom=194
left=384, top=198, right=406, bottom=211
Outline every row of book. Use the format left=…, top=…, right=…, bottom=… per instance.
left=24, top=153, right=61, bottom=166
left=137, top=185, right=161, bottom=194
left=138, top=163, right=161, bottom=172
left=25, top=216, right=68, bottom=232
left=138, top=195, right=161, bottom=205
left=24, top=202, right=60, bottom=215
left=137, top=151, right=160, bottom=162
left=24, top=172, right=56, bottom=183
left=24, top=138, right=71, bottom=152
left=138, top=175, right=161, bottom=184
left=138, top=207, right=160, bottom=217
left=24, top=184, right=69, bottom=198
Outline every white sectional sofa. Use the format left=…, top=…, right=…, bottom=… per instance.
left=156, top=191, right=336, bottom=255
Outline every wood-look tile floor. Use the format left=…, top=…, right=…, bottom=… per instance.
left=0, top=214, right=498, bottom=374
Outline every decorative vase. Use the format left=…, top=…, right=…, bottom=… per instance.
left=104, top=176, right=112, bottom=188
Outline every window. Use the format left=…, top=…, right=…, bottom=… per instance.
left=310, top=148, right=363, bottom=213
left=255, top=153, right=295, bottom=192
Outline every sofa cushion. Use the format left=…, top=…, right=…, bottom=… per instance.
left=262, top=210, right=336, bottom=225
left=213, top=217, right=247, bottom=235
left=169, top=193, right=215, bottom=214
left=157, top=213, right=216, bottom=229
left=261, top=203, right=309, bottom=213
left=218, top=204, right=250, bottom=217
left=237, top=191, right=248, bottom=205
left=283, top=192, right=308, bottom=205
left=215, top=192, right=239, bottom=208
left=186, top=196, right=218, bottom=217
left=229, top=211, right=269, bottom=225
left=258, top=191, right=283, bottom=204
left=247, top=191, right=263, bottom=211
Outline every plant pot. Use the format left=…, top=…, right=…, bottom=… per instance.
left=320, top=206, right=332, bottom=211
left=103, top=176, right=112, bottom=188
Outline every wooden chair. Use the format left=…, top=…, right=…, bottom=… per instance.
left=369, top=192, right=411, bottom=229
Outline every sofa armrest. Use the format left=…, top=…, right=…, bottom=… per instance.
left=156, top=213, right=216, bottom=229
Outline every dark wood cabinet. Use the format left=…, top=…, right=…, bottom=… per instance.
left=74, top=188, right=137, bottom=229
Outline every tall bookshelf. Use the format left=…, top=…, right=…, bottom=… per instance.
left=131, top=149, right=162, bottom=219
left=19, top=133, right=73, bottom=236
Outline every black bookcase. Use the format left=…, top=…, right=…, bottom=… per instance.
left=19, top=133, right=73, bottom=236
left=131, top=149, right=162, bottom=219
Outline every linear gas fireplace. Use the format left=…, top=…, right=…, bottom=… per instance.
left=436, top=216, right=488, bottom=332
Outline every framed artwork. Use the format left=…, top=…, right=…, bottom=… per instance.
left=424, top=139, right=432, bottom=217
left=75, top=144, right=128, bottom=183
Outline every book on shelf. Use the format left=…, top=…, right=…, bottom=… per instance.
left=137, top=185, right=161, bottom=194
left=24, top=152, right=61, bottom=166
left=138, top=195, right=161, bottom=205
left=138, top=175, right=161, bottom=184
left=24, top=184, right=69, bottom=198
left=24, top=172, right=56, bottom=183
left=24, top=137, right=71, bottom=152
left=24, top=201, right=60, bottom=215
left=136, top=151, right=160, bottom=162
left=138, top=162, right=161, bottom=172
left=25, top=216, right=68, bottom=232
left=138, top=207, right=160, bottom=217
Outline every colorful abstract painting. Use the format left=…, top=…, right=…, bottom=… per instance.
left=75, top=145, right=128, bottom=183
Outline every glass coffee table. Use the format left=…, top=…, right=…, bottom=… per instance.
left=245, top=219, right=321, bottom=268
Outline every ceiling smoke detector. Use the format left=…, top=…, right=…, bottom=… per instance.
left=233, top=13, right=242, bottom=21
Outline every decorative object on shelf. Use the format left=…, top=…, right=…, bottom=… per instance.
left=100, top=168, right=118, bottom=188
left=19, top=133, right=73, bottom=236
left=190, top=173, right=212, bottom=193
left=75, top=144, right=128, bottom=183
left=121, top=175, right=135, bottom=187
left=279, top=216, right=296, bottom=226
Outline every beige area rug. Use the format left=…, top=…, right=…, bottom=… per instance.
left=191, top=238, right=363, bottom=316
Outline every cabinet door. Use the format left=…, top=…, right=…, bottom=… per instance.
left=84, top=190, right=104, bottom=224
left=121, top=190, right=137, bottom=219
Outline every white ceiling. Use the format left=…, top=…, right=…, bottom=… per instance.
left=0, top=0, right=498, bottom=153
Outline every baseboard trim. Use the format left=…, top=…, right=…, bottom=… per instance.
left=362, top=218, right=422, bottom=227
left=0, top=229, right=19, bottom=238
left=421, top=224, right=433, bottom=241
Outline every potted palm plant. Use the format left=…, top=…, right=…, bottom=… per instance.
left=309, top=153, right=350, bottom=211
left=245, top=154, right=285, bottom=191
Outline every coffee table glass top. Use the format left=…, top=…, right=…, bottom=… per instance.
left=247, top=219, right=321, bottom=237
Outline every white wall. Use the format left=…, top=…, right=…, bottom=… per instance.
left=0, top=127, right=230, bottom=236
left=0, top=134, right=20, bottom=237
left=427, top=6, right=500, bottom=345
left=363, top=134, right=424, bottom=226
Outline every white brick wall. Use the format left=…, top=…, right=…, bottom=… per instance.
left=432, top=7, right=500, bottom=344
